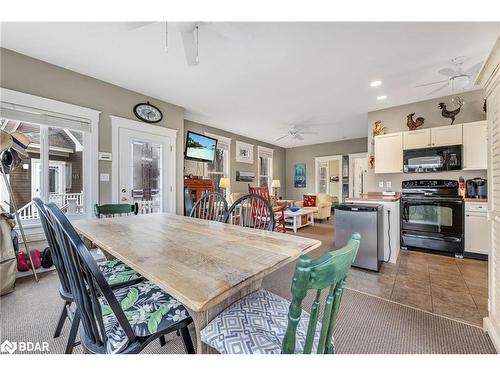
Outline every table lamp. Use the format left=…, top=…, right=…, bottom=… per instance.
left=219, top=177, right=230, bottom=199
left=271, top=179, right=281, bottom=198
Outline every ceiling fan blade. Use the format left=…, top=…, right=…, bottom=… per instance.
left=298, top=131, right=318, bottom=135
left=465, top=61, right=483, bottom=78
left=180, top=27, right=199, bottom=66
left=414, top=79, right=449, bottom=88
left=427, top=82, right=450, bottom=95
left=275, top=134, right=290, bottom=141
left=438, top=68, right=457, bottom=77
left=294, top=134, right=304, bottom=141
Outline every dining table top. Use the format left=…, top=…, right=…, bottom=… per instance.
left=73, top=213, right=321, bottom=312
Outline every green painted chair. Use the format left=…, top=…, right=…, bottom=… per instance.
left=200, top=233, right=361, bottom=354
left=94, top=203, right=138, bottom=218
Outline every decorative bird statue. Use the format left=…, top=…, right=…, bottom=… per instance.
left=406, top=113, right=425, bottom=131
left=438, top=101, right=462, bottom=125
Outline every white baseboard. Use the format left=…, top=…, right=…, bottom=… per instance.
left=484, top=317, right=500, bottom=353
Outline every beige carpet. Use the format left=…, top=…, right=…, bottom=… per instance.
left=1, top=269, right=495, bottom=354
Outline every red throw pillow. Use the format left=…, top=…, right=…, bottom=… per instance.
left=303, top=194, right=317, bottom=207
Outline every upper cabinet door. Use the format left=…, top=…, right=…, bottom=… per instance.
left=374, top=133, right=403, bottom=174
left=463, top=120, right=487, bottom=170
left=403, top=128, right=431, bottom=150
left=430, top=124, right=463, bottom=147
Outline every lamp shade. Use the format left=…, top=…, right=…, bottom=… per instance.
left=271, top=179, right=281, bottom=188
left=219, top=177, right=230, bottom=189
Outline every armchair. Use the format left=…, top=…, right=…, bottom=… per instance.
left=295, top=193, right=335, bottom=222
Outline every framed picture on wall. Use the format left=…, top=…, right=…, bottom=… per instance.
left=235, top=141, right=254, bottom=164
left=294, top=163, right=306, bottom=188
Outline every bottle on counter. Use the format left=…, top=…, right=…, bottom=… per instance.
left=459, top=176, right=465, bottom=197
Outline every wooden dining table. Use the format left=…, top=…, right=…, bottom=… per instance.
left=73, top=213, right=321, bottom=353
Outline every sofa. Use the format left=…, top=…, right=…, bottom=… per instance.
left=295, top=193, right=336, bottom=222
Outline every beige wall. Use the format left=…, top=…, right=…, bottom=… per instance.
left=184, top=120, right=286, bottom=196
left=0, top=48, right=186, bottom=213
left=367, top=89, right=487, bottom=192
left=285, top=138, right=368, bottom=201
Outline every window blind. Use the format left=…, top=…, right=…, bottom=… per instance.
left=0, top=102, right=92, bottom=133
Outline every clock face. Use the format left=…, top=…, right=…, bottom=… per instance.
left=133, top=103, right=163, bottom=123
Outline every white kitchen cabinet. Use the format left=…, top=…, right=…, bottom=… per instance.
left=463, top=120, right=487, bottom=170
left=403, top=128, right=431, bottom=149
left=465, top=202, right=489, bottom=255
left=430, top=124, right=463, bottom=147
left=374, top=133, right=403, bottom=174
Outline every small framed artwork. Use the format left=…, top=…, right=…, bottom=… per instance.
left=236, top=141, right=254, bottom=164
left=294, top=163, right=306, bottom=188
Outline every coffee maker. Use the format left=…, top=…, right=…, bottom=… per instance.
left=466, top=178, right=487, bottom=199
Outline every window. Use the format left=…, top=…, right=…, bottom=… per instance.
left=1, top=118, right=87, bottom=220
left=204, top=133, right=231, bottom=195
left=257, top=146, right=273, bottom=188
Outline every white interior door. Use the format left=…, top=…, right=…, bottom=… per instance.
left=353, top=157, right=368, bottom=198
left=112, top=116, right=176, bottom=214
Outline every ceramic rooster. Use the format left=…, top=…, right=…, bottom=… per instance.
left=406, top=113, right=425, bottom=130
left=438, top=102, right=462, bottom=125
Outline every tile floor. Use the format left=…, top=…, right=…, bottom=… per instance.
left=345, top=249, right=488, bottom=326
left=285, top=214, right=488, bottom=327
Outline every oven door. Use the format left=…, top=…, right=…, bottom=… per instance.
left=401, top=197, right=463, bottom=236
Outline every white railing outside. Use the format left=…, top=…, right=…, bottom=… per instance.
left=17, top=192, right=83, bottom=220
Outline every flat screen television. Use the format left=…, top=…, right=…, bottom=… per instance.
left=184, top=131, right=218, bottom=162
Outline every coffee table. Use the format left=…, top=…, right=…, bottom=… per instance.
left=284, top=208, right=316, bottom=233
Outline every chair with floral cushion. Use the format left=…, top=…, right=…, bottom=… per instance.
left=45, top=203, right=195, bottom=354
left=33, top=198, right=145, bottom=353
left=200, top=233, right=361, bottom=354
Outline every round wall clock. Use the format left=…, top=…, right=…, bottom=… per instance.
left=133, top=102, right=163, bottom=123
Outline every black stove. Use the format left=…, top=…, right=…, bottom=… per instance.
left=400, top=179, right=464, bottom=256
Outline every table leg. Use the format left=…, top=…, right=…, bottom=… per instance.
left=310, top=213, right=314, bottom=226
left=186, top=279, right=263, bottom=354
left=293, top=216, right=298, bottom=233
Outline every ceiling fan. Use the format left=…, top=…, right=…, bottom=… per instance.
left=415, top=56, right=483, bottom=95
left=127, top=22, right=249, bottom=66
left=275, top=125, right=318, bottom=142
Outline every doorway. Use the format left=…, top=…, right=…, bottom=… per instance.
left=315, top=155, right=343, bottom=201
left=111, top=116, right=176, bottom=214
left=349, top=152, right=368, bottom=198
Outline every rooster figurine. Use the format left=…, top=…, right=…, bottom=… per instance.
left=406, top=113, right=425, bottom=131
left=438, top=101, right=462, bottom=125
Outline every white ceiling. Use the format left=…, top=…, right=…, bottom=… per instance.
left=1, top=22, right=499, bottom=147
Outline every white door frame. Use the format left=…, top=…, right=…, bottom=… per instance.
left=111, top=116, right=177, bottom=213
left=348, top=152, right=368, bottom=197
left=314, top=155, right=343, bottom=197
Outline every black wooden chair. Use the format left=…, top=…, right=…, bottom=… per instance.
left=33, top=198, right=143, bottom=353
left=190, top=192, right=228, bottom=222
left=45, top=203, right=195, bottom=354
left=224, top=194, right=275, bottom=231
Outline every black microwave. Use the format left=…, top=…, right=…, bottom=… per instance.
left=403, top=145, right=462, bottom=173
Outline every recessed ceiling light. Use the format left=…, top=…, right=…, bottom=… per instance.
left=370, top=80, right=382, bottom=87
left=377, top=95, right=387, bottom=100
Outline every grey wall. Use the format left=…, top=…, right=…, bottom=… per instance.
left=0, top=48, right=186, bottom=214
left=184, top=120, right=286, bottom=196
left=285, top=138, right=368, bottom=202
left=366, top=89, right=487, bottom=192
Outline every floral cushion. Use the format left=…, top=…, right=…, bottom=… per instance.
left=303, top=194, right=317, bottom=207
left=99, top=259, right=142, bottom=286
left=100, top=281, right=190, bottom=353
left=201, top=289, right=322, bottom=354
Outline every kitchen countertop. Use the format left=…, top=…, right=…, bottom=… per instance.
left=345, top=193, right=400, bottom=202
left=464, top=198, right=488, bottom=202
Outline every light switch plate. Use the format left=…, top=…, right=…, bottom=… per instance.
left=100, top=173, right=110, bottom=182
left=378, top=181, right=384, bottom=188
left=98, top=152, right=112, bottom=161
left=386, top=181, right=392, bottom=188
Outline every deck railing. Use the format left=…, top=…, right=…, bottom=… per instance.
left=17, top=192, right=84, bottom=220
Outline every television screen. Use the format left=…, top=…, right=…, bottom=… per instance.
left=184, top=131, right=218, bottom=162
